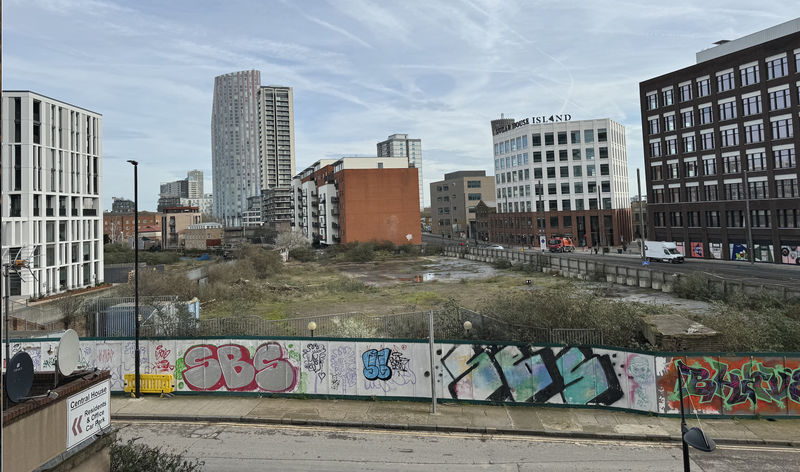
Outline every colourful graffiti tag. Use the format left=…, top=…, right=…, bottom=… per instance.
left=658, top=357, right=800, bottom=415
left=182, top=343, right=298, bottom=393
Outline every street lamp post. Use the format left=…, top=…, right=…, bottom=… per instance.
left=743, top=170, right=755, bottom=266
left=637, top=169, right=646, bottom=263
left=127, top=160, right=140, bottom=399
left=676, top=361, right=717, bottom=471
left=308, top=321, right=317, bottom=338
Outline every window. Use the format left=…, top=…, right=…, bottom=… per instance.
left=524, top=169, right=530, bottom=179
left=767, top=56, right=788, bottom=80
left=598, top=128, right=607, bottom=142
left=697, top=78, right=711, bottom=97
left=532, top=134, right=541, bottom=146
left=467, top=180, right=482, bottom=188
left=666, top=138, right=678, bottom=155
left=587, top=181, right=597, bottom=193
left=769, top=88, right=791, bottom=110
left=684, top=211, right=700, bottom=227
left=523, top=153, right=529, bottom=164
left=719, top=101, right=737, bottom=120
left=559, top=150, right=568, bottom=161
left=682, top=110, right=694, bottom=128
left=670, top=187, right=681, bottom=203
left=705, top=185, right=718, bottom=201
left=572, top=149, right=581, bottom=160
left=778, top=209, right=799, bottom=228
left=550, top=216, right=559, bottom=228
left=720, top=128, right=739, bottom=147
left=522, top=135, right=528, bottom=148
left=468, top=193, right=482, bottom=201
left=652, top=189, right=665, bottom=203
left=772, top=118, right=793, bottom=140
left=717, top=71, right=734, bottom=92
left=547, top=167, right=556, bottom=178
left=679, top=83, right=692, bottom=102
left=653, top=212, right=666, bottom=227
left=548, top=183, right=557, bottom=195
left=663, top=89, right=674, bottom=106
left=651, top=165, right=663, bottom=181
left=700, top=106, right=713, bottom=125
left=670, top=212, right=683, bottom=226
left=749, top=180, right=769, bottom=199
left=574, top=182, right=584, bottom=193
left=750, top=210, right=771, bottom=228
left=687, top=186, right=700, bottom=202
left=563, top=214, right=572, bottom=226
left=664, top=115, right=676, bottom=131
left=575, top=199, right=584, bottom=210
left=560, top=166, right=569, bottom=177
left=774, top=148, right=796, bottom=168
left=584, top=129, right=594, bottom=143
left=600, top=164, right=609, bottom=176
left=545, top=133, right=554, bottom=146
left=701, top=132, right=715, bottom=150
left=776, top=179, right=798, bottom=198
left=570, top=130, right=581, bottom=144
left=723, top=154, right=741, bottom=173
left=744, top=123, right=764, bottom=143
left=525, top=184, right=531, bottom=196
left=742, top=95, right=762, bottom=116
left=725, top=182, right=744, bottom=200
left=747, top=151, right=767, bottom=171
left=587, top=164, right=596, bottom=176
left=585, top=148, right=595, bottom=160
left=588, top=198, right=598, bottom=210
left=533, top=151, right=542, bottom=163
left=602, top=197, right=612, bottom=209
left=726, top=210, right=745, bottom=228
left=601, top=181, right=611, bottom=192
left=648, top=118, right=660, bottom=135
left=534, top=168, right=543, bottom=179
left=706, top=210, right=720, bottom=227
left=646, top=93, right=658, bottom=110
left=685, top=160, right=697, bottom=177
left=667, top=163, right=679, bottom=179
left=740, top=65, right=760, bottom=86
left=561, top=182, right=570, bottom=194
left=683, top=135, right=696, bottom=153
left=599, top=147, right=608, bottom=159
left=494, top=144, right=499, bottom=156
left=511, top=139, right=516, bottom=151
left=558, top=131, right=567, bottom=145
left=546, top=151, right=555, bottom=162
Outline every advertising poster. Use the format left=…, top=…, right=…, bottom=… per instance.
left=710, top=243, right=722, bottom=259
left=690, top=242, right=704, bottom=258
left=730, top=243, right=749, bottom=261
left=753, top=245, right=774, bottom=263
left=674, top=241, right=685, bottom=255
left=781, top=246, right=800, bottom=265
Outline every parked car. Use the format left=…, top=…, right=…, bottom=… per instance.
left=644, top=241, right=684, bottom=263
left=486, top=244, right=505, bottom=250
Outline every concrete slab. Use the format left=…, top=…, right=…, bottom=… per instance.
left=534, top=408, right=582, bottom=432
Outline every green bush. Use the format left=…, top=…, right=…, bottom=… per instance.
left=673, top=271, right=721, bottom=301
left=491, top=259, right=512, bottom=269
left=343, top=242, right=375, bottom=262
left=289, top=246, right=316, bottom=262
left=398, top=243, right=420, bottom=256
left=233, top=244, right=283, bottom=279
left=374, top=239, right=396, bottom=252
left=110, top=438, right=204, bottom=472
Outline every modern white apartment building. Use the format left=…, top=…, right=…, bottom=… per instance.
left=1, top=91, right=104, bottom=298
left=258, top=85, right=295, bottom=190
left=377, top=134, right=423, bottom=210
left=490, top=117, right=632, bottom=247
left=187, top=169, right=204, bottom=197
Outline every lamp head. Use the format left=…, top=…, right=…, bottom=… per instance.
left=127, top=160, right=138, bottom=166
left=463, top=321, right=472, bottom=331
left=307, top=321, right=317, bottom=331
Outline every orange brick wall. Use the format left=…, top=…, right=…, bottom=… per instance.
left=339, top=168, right=421, bottom=245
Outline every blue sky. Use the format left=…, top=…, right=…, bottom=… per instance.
left=3, top=0, right=794, bottom=211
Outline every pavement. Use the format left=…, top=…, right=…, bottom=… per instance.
left=111, top=395, right=799, bottom=448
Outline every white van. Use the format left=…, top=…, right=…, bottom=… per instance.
left=644, top=241, right=684, bottom=263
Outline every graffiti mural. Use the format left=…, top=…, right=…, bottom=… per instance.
left=657, top=357, right=800, bottom=415
left=4, top=337, right=799, bottom=417
left=441, top=345, right=627, bottom=407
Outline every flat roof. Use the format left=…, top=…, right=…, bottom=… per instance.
left=696, top=17, right=800, bottom=63
left=2, top=90, right=102, bottom=115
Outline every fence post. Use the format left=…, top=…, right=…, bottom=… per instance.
left=428, top=309, right=437, bottom=415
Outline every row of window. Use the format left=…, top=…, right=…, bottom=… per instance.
left=494, top=128, right=609, bottom=155
left=497, top=163, right=611, bottom=184
left=490, top=215, right=582, bottom=230
left=496, top=147, right=611, bottom=169
left=499, top=180, right=612, bottom=199
left=648, top=87, right=798, bottom=136
left=651, top=178, right=798, bottom=203
left=652, top=209, right=799, bottom=229
left=649, top=118, right=794, bottom=157
left=651, top=148, right=796, bottom=181
left=497, top=197, right=613, bottom=213
left=646, top=54, right=798, bottom=110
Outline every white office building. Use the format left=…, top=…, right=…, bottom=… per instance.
left=377, top=134, right=423, bottom=210
left=1, top=91, right=104, bottom=298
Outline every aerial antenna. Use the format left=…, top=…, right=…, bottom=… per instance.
left=3, top=245, right=39, bottom=366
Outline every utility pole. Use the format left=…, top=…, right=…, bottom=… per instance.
left=637, top=169, right=646, bottom=262
left=597, top=183, right=604, bottom=252
left=743, top=170, right=755, bottom=266
left=538, top=180, right=544, bottom=251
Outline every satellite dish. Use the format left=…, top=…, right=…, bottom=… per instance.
left=684, top=427, right=716, bottom=452
left=6, top=352, right=35, bottom=403
left=57, top=329, right=80, bottom=376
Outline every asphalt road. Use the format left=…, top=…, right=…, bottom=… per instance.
left=421, top=233, right=800, bottom=286
left=114, top=420, right=800, bottom=471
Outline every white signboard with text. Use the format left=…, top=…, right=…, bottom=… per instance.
left=67, top=380, right=110, bottom=449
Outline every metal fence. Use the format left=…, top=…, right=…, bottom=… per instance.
left=87, top=296, right=178, bottom=337
left=137, top=306, right=603, bottom=345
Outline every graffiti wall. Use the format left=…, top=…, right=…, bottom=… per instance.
left=4, top=338, right=799, bottom=417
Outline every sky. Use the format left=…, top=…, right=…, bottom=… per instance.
left=3, top=0, right=796, bottom=211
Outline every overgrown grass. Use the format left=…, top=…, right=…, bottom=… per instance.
left=110, top=438, right=204, bottom=472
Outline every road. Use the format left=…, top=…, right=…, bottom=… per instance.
left=114, top=420, right=799, bottom=471
left=421, top=233, right=800, bottom=287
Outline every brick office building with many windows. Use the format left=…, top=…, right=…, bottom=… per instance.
left=640, top=18, right=800, bottom=264
left=488, top=117, right=632, bottom=248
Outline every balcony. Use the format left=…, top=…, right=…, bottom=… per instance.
left=333, top=236, right=341, bottom=243
left=71, top=209, right=79, bottom=216
left=46, top=208, right=54, bottom=217
left=332, top=222, right=339, bottom=229
left=331, top=208, right=340, bottom=216
left=59, top=209, right=67, bottom=217
left=83, top=209, right=97, bottom=216
left=312, top=222, right=320, bottom=228
left=330, top=196, right=339, bottom=203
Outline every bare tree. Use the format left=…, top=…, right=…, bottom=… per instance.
left=275, top=230, right=310, bottom=250
left=54, top=295, right=86, bottom=330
